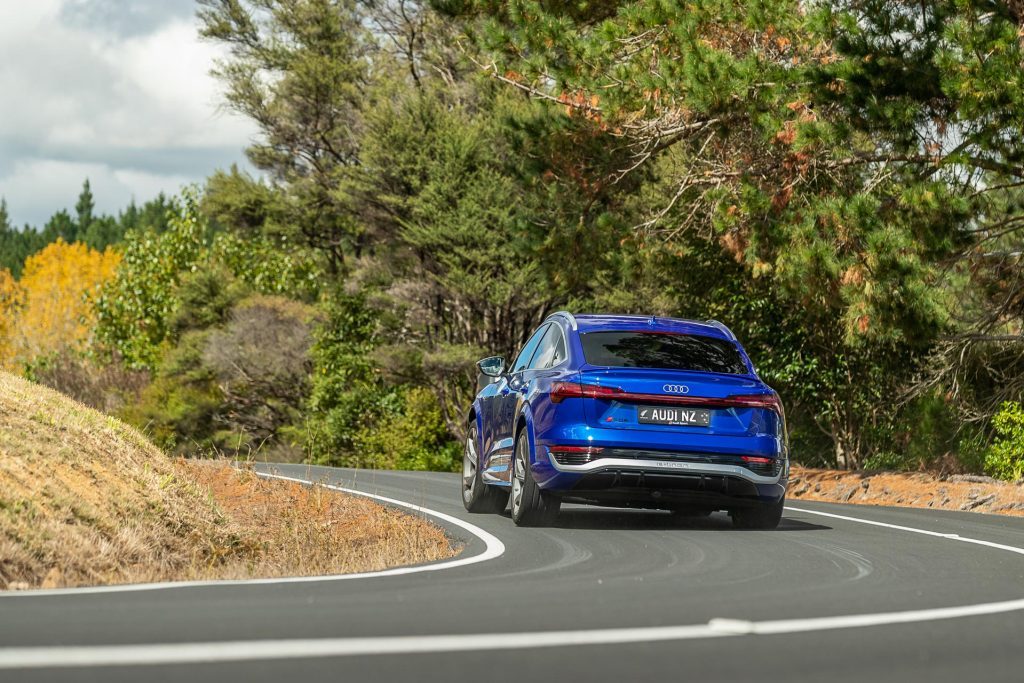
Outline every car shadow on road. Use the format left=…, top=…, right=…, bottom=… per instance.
left=544, top=508, right=832, bottom=532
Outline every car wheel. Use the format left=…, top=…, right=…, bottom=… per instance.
left=510, top=428, right=560, bottom=527
left=462, top=424, right=509, bottom=513
left=731, top=497, right=784, bottom=530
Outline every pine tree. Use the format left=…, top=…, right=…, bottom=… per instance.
left=42, top=210, right=77, bottom=245
left=0, top=199, right=46, bottom=278
left=198, top=0, right=372, bottom=274
left=75, top=179, right=95, bottom=239
left=441, top=0, right=1024, bottom=465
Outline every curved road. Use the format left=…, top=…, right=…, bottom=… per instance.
left=3, top=463, right=1024, bottom=682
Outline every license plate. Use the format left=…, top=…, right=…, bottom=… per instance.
left=637, top=406, right=711, bottom=427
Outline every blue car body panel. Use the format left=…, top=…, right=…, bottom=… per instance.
left=470, top=313, right=789, bottom=510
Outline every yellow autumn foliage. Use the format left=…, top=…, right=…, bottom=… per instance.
left=0, top=240, right=121, bottom=370
left=0, top=269, right=22, bottom=365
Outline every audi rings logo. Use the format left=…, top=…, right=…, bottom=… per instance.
left=663, top=384, right=690, bottom=394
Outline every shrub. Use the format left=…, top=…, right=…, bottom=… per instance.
left=984, top=402, right=1024, bottom=482
left=93, top=191, right=321, bottom=369
left=93, top=195, right=205, bottom=368
left=303, top=293, right=461, bottom=470
left=169, top=266, right=248, bottom=337
left=862, top=451, right=913, bottom=472
left=353, top=388, right=461, bottom=472
left=119, top=331, right=222, bottom=453
left=305, top=292, right=385, bottom=463
left=903, top=394, right=958, bottom=469
left=27, top=350, right=148, bottom=415
left=955, top=427, right=988, bottom=475
left=860, top=392, right=966, bottom=473
left=203, top=296, right=317, bottom=445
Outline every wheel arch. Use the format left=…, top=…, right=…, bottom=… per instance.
left=514, top=404, right=537, bottom=467
left=466, top=403, right=485, bottom=465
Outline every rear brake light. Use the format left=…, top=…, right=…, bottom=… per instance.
left=549, top=445, right=604, bottom=454
left=724, top=393, right=784, bottom=416
left=741, top=455, right=774, bottom=464
left=549, top=383, right=784, bottom=417
left=550, top=382, right=624, bottom=403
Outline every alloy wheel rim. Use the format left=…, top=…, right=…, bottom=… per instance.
left=462, top=436, right=477, bottom=501
left=512, top=437, right=526, bottom=515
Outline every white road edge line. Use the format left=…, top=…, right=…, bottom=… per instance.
left=0, top=472, right=505, bottom=598
left=784, top=505, right=1024, bottom=556
left=3, top=596, right=1024, bottom=668
left=3, top=497, right=1024, bottom=668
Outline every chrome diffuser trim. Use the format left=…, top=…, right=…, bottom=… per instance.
left=548, top=455, right=784, bottom=485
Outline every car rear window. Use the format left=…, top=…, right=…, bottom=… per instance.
left=579, top=331, right=747, bottom=374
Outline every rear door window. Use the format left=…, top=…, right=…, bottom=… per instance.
left=531, top=324, right=567, bottom=370
left=512, top=324, right=550, bottom=373
left=580, top=331, right=747, bottom=374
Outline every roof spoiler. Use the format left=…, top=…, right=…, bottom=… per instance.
left=705, top=319, right=737, bottom=340
left=548, top=310, right=578, bottom=331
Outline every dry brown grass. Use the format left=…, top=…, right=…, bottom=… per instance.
left=179, top=461, right=457, bottom=578
left=0, top=371, right=456, bottom=591
left=790, top=466, right=1024, bottom=517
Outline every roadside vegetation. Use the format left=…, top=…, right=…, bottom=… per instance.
left=1, top=0, right=1024, bottom=484
left=0, top=371, right=454, bottom=590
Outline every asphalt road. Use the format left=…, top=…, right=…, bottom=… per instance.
left=3, top=462, right=1024, bottom=682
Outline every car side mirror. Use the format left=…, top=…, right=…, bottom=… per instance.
left=477, top=356, right=506, bottom=378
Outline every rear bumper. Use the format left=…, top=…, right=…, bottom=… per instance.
left=549, top=454, right=783, bottom=485
left=536, top=446, right=787, bottom=510
left=557, top=468, right=785, bottom=510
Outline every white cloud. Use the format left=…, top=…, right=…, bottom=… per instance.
left=103, top=19, right=250, bottom=149
left=112, top=167, right=192, bottom=200
left=0, top=159, right=190, bottom=227
left=0, top=1, right=257, bottom=227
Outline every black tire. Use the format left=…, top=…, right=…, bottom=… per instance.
left=462, top=424, right=509, bottom=513
left=731, top=498, right=785, bottom=530
left=510, top=428, right=560, bottom=527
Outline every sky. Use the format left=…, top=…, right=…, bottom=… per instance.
left=0, top=0, right=258, bottom=228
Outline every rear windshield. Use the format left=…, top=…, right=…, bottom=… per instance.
left=580, top=331, right=747, bottom=374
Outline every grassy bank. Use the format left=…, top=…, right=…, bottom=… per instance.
left=0, top=371, right=455, bottom=590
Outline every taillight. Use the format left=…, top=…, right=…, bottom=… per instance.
left=550, top=382, right=624, bottom=403
left=549, top=382, right=581, bottom=403
left=549, top=383, right=785, bottom=419
left=723, top=393, right=784, bottom=416
left=730, top=394, right=788, bottom=444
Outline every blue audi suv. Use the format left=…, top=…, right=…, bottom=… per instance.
left=461, top=313, right=789, bottom=528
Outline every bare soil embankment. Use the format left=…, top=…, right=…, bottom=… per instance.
left=789, top=466, right=1024, bottom=517
left=0, top=371, right=455, bottom=590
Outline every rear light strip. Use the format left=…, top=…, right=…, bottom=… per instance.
left=550, top=382, right=784, bottom=415
left=550, top=382, right=622, bottom=402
